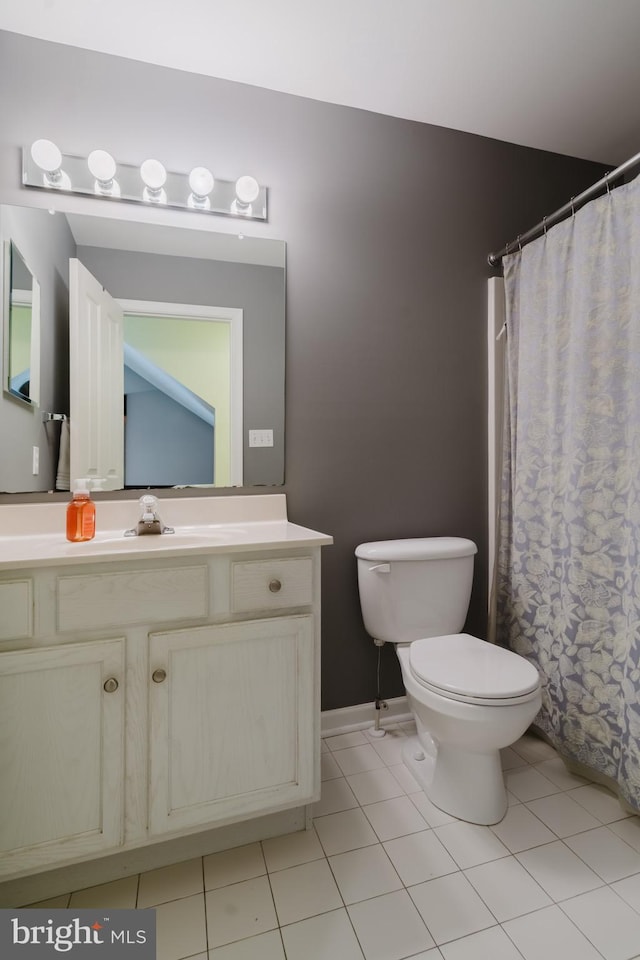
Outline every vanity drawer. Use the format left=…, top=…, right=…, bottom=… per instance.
left=57, top=566, right=209, bottom=631
left=231, top=557, right=313, bottom=613
left=0, top=579, right=33, bottom=640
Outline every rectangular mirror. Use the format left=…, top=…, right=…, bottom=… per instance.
left=0, top=203, right=285, bottom=495
left=2, top=238, right=40, bottom=407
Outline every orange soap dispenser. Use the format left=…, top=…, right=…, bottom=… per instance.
left=66, top=478, right=96, bottom=542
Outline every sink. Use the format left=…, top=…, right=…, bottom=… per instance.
left=96, top=525, right=251, bottom=546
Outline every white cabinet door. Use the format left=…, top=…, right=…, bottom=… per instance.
left=69, top=258, right=124, bottom=490
left=0, top=638, right=125, bottom=876
left=148, top=616, right=315, bottom=835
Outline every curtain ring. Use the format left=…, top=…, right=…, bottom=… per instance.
left=605, top=172, right=611, bottom=195
left=542, top=215, right=548, bottom=235
left=570, top=197, right=576, bottom=216
left=517, top=235, right=522, bottom=252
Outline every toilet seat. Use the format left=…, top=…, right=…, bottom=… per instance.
left=409, top=634, right=540, bottom=706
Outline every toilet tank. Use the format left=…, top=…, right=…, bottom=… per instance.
left=355, top=538, right=477, bottom=644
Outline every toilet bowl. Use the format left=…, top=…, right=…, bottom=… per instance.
left=356, top=538, right=541, bottom=825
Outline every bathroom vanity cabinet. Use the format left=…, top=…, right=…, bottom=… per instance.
left=0, top=496, right=331, bottom=884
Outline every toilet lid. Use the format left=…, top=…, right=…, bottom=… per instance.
left=409, top=634, right=540, bottom=700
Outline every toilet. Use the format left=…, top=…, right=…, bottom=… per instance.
left=355, top=537, right=541, bottom=825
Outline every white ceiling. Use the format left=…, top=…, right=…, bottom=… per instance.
left=2, top=0, right=640, bottom=165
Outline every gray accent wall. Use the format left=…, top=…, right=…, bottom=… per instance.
left=0, top=30, right=608, bottom=709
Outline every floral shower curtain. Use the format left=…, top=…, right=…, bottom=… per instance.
left=497, top=175, right=640, bottom=811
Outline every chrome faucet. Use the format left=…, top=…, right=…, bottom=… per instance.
left=124, top=495, right=175, bottom=536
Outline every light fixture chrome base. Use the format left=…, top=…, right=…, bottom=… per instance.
left=22, top=147, right=268, bottom=222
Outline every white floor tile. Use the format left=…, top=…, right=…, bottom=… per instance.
left=203, top=843, right=266, bottom=891
left=399, top=721, right=417, bottom=736
left=502, top=904, right=603, bottom=960
left=560, top=885, right=640, bottom=960
left=208, top=930, right=286, bottom=960
left=329, top=844, right=402, bottom=904
left=434, top=820, right=510, bottom=869
left=399, top=951, right=442, bottom=960
left=56, top=726, right=640, bottom=960
left=333, top=744, right=387, bottom=776
left=611, top=874, right=640, bottom=914
left=269, top=858, right=342, bottom=926
left=26, top=894, right=71, bottom=908
left=137, top=857, right=203, bottom=908
left=408, top=873, right=495, bottom=945
left=262, top=828, right=325, bottom=873
left=439, top=925, right=523, bottom=960
left=312, top=777, right=359, bottom=817
left=348, top=890, right=435, bottom=960
left=154, top=892, right=207, bottom=960
left=409, top=790, right=456, bottom=827
left=516, top=840, right=603, bottom=901
left=314, top=808, right=379, bottom=856
left=490, top=803, right=557, bottom=853
left=500, top=746, right=528, bottom=771
left=383, top=830, right=458, bottom=886
left=325, top=731, right=368, bottom=751
left=568, top=784, right=633, bottom=824
left=464, top=856, right=552, bottom=921
left=370, top=732, right=408, bottom=766
left=565, top=826, right=640, bottom=882
left=533, top=757, right=588, bottom=790
left=388, top=763, right=423, bottom=795
left=609, top=817, right=640, bottom=853
left=206, top=876, right=278, bottom=949
left=511, top=734, right=558, bottom=764
left=346, top=767, right=406, bottom=805
left=526, top=792, right=601, bottom=837
left=69, top=875, right=138, bottom=908
left=321, top=752, right=343, bottom=780
left=505, top=766, right=559, bottom=802
left=363, top=795, right=429, bottom=841
left=280, top=908, right=364, bottom=960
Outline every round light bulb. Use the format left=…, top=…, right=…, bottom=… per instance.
left=88, top=149, right=116, bottom=182
left=235, top=175, right=260, bottom=205
left=188, top=166, right=214, bottom=197
left=30, top=139, right=62, bottom=173
left=140, top=158, right=167, bottom=190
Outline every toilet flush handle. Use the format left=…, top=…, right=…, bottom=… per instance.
left=369, top=563, right=390, bottom=574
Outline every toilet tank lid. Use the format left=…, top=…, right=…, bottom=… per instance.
left=355, top=537, right=477, bottom=562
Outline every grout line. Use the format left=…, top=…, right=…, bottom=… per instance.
left=42, top=740, right=640, bottom=960
left=200, top=856, right=208, bottom=956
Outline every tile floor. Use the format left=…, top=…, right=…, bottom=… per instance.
left=28, top=726, right=640, bottom=960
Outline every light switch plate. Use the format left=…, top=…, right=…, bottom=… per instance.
left=249, top=429, right=274, bottom=448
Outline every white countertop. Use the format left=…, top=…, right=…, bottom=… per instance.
left=0, top=495, right=333, bottom=570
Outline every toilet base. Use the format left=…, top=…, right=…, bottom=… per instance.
left=402, top=735, right=508, bottom=825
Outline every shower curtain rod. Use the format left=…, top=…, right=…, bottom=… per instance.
left=487, top=146, right=640, bottom=266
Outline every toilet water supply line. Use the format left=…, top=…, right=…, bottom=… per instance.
left=372, top=639, right=389, bottom=738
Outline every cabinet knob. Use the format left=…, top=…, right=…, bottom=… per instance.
left=103, top=677, right=119, bottom=693
left=268, top=578, right=282, bottom=593
left=152, top=668, right=167, bottom=684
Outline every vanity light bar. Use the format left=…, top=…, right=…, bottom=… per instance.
left=22, top=142, right=268, bottom=222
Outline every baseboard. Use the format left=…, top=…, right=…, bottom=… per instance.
left=321, top=696, right=411, bottom=738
